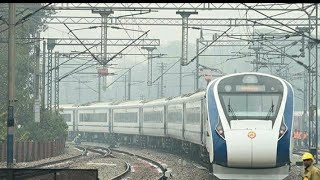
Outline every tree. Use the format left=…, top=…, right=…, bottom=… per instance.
left=0, top=4, right=67, bottom=142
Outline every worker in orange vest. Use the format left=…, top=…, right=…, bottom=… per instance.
left=297, top=130, right=302, bottom=148
left=303, top=131, right=309, bottom=147
left=293, top=129, right=299, bottom=148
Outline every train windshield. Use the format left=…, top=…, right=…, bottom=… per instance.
left=217, top=74, right=284, bottom=122
left=220, top=93, right=282, bottom=121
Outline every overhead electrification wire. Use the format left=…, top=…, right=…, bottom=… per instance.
left=152, top=59, right=180, bottom=84
left=186, top=27, right=232, bottom=66
left=59, top=61, right=98, bottom=81
left=59, top=28, right=150, bottom=81
left=242, top=3, right=319, bottom=43
left=0, top=3, right=52, bottom=34
left=64, top=23, right=103, bottom=65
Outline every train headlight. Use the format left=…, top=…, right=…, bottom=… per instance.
left=278, top=118, right=287, bottom=139
left=215, top=118, right=225, bottom=140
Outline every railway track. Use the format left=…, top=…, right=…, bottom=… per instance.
left=110, top=147, right=165, bottom=180
left=23, top=146, right=87, bottom=169
left=0, top=146, right=88, bottom=180
left=82, top=144, right=165, bottom=179
left=4, top=142, right=190, bottom=179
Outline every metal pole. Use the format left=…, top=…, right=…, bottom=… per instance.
left=148, top=86, right=151, bottom=99
left=304, top=70, right=308, bottom=132
left=46, top=39, right=55, bottom=111
left=7, top=3, right=16, bottom=168
left=142, top=47, right=156, bottom=86
left=35, top=33, right=40, bottom=101
left=78, top=79, right=81, bottom=104
left=315, top=4, right=318, bottom=164
left=308, top=13, right=312, bottom=150
left=128, top=68, right=131, bottom=100
left=98, top=75, right=101, bottom=102
left=124, top=75, right=127, bottom=100
left=34, top=32, right=41, bottom=122
left=54, top=52, right=59, bottom=111
left=157, top=81, right=160, bottom=98
left=179, top=63, right=182, bottom=95
left=41, top=41, right=46, bottom=111
left=160, top=62, right=164, bottom=97
left=103, top=14, right=108, bottom=63
left=176, top=11, right=198, bottom=66
left=195, top=39, right=199, bottom=91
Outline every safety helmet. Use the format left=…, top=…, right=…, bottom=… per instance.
left=302, top=152, right=314, bottom=161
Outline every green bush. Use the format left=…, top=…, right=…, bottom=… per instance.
left=0, top=4, right=64, bottom=143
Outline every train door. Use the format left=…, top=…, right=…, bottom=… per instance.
left=109, top=109, right=112, bottom=133
left=182, top=103, right=186, bottom=140
left=200, top=98, right=205, bottom=144
left=139, top=107, right=143, bottom=135
left=163, top=105, right=167, bottom=136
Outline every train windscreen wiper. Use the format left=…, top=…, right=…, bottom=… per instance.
left=228, top=98, right=238, bottom=120
left=265, top=100, right=274, bottom=120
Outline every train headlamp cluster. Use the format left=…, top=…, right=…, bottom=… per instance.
left=215, top=117, right=225, bottom=140
left=278, top=118, right=287, bottom=139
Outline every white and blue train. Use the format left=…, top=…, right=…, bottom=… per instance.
left=59, top=72, right=294, bottom=179
left=206, top=72, right=294, bottom=179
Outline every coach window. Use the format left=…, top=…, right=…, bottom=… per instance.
left=144, top=110, right=163, bottom=123
left=114, top=111, right=138, bottom=123
left=79, top=113, right=107, bottom=122
left=167, top=106, right=183, bottom=123
left=186, top=107, right=200, bottom=124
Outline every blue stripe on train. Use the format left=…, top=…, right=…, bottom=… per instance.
left=276, top=82, right=293, bottom=166
left=207, top=82, right=228, bottom=166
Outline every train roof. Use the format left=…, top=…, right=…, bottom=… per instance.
left=112, top=100, right=144, bottom=108
left=143, top=98, right=168, bottom=107
left=59, top=104, right=78, bottom=111
left=166, top=91, right=206, bottom=105
left=77, top=101, right=113, bottom=109
left=185, top=91, right=206, bottom=100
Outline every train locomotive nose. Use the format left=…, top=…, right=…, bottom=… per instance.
left=225, top=128, right=278, bottom=168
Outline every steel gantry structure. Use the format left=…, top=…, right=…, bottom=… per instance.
left=305, top=5, right=319, bottom=161
left=3, top=3, right=312, bottom=11
left=41, top=16, right=318, bottom=27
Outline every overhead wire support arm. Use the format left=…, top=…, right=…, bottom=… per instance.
left=254, top=38, right=312, bottom=72
left=48, top=42, right=102, bottom=73
left=15, top=3, right=52, bottom=26
left=152, top=59, right=180, bottom=84
left=63, top=23, right=102, bottom=65
left=59, top=62, right=98, bottom=81
left=186, top=27, right=231, bottom=66
left=0, top=3, right=52, bottom=34
left=242, top=3, right=319, bottom=43
left=105, top=69, right=130, bottom=89
left=106, top=30, right=150, bottom=64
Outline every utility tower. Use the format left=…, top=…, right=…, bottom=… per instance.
left=34, top=32, right=41, bottom=123
left=54, top=52, right=60, bottom=112
left=157, top=62, right=167, bottom=98
left=142, top=46, right=156, bottom=99
left=47, top=39, right=56, bottom=111
left=41, top=40, right=46, bottom=112
left=92, top=9, right=114, bottom=102
left=305, top=5, right=319, bottom=162
left=176, top=11, right=198, bottom=66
